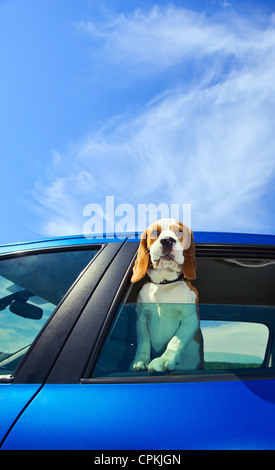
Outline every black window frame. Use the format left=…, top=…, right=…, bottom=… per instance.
left=80, top=241, right=275, bottom=385
left=45, top=240, right=138, bottom=384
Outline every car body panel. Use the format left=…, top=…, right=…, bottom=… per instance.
left=0, top=384, right=40, bottom=445
left=2, top=380, right=275, bottom=450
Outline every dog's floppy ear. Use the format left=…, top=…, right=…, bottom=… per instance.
left=131, top=230, right=149, bottom=283
left=182, top=231, right=196, bottom=280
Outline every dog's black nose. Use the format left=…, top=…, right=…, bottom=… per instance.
left=160, top=237, right=175, bottom=250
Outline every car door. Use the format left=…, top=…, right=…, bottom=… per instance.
left=0, top=238, right=125, bottom=448
left=2, top=237, right=275, bottom=450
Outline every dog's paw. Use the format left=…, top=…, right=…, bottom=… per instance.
left=148, top=355, right=176, bottom=373
left=130, top=358, right=150, bottom=371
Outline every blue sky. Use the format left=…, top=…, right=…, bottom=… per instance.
left=1, top=0, right=275, bottom=244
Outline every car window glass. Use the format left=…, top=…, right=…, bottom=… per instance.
left=201, top=319, right=268, bottom=369
left=0, top=248, right=99, bottom=376
left=91, top=257, right=274, bottom=379
left=92, top=303, right=271, bottom=378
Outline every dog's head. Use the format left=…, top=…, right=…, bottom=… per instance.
left=131, top=218, right=196, bottom=283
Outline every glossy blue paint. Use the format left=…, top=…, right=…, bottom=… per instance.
left=0, top=384, right=41, bottom=445
left=193, top=231, right=275, bottom=245
left=0, top=234, right=127, bottom=255
left=3, top=380, right=275, bottom=450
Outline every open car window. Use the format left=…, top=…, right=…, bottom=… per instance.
left=0, top=248, right=99, bottom=376
left=91, top=256, right=275, bottom=380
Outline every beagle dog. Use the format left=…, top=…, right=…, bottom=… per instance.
left=130, top=218, right=204, bottom=373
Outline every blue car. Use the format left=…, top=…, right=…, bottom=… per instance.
left=0, top=231, right=275, bottom=450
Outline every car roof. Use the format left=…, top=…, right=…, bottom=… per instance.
left=0, top=231, right=274, bottom=255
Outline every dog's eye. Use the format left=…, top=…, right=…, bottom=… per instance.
left=175, top=230, right=183, bottom=238
left=150, top=229, right=160, bottom=240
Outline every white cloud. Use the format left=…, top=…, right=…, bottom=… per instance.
left=32, top=5, right=275, bottom=237
left=79, top=5, right=266, bottom=72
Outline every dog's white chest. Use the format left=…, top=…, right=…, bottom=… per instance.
left=137, top=281, right=197, bottom=353
left=146, top=306, right=181, bottom=352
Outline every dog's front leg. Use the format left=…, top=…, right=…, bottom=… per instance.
left=148, top=304, right=199, bottom=372
left=130, top=308, right=151, bottom=371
